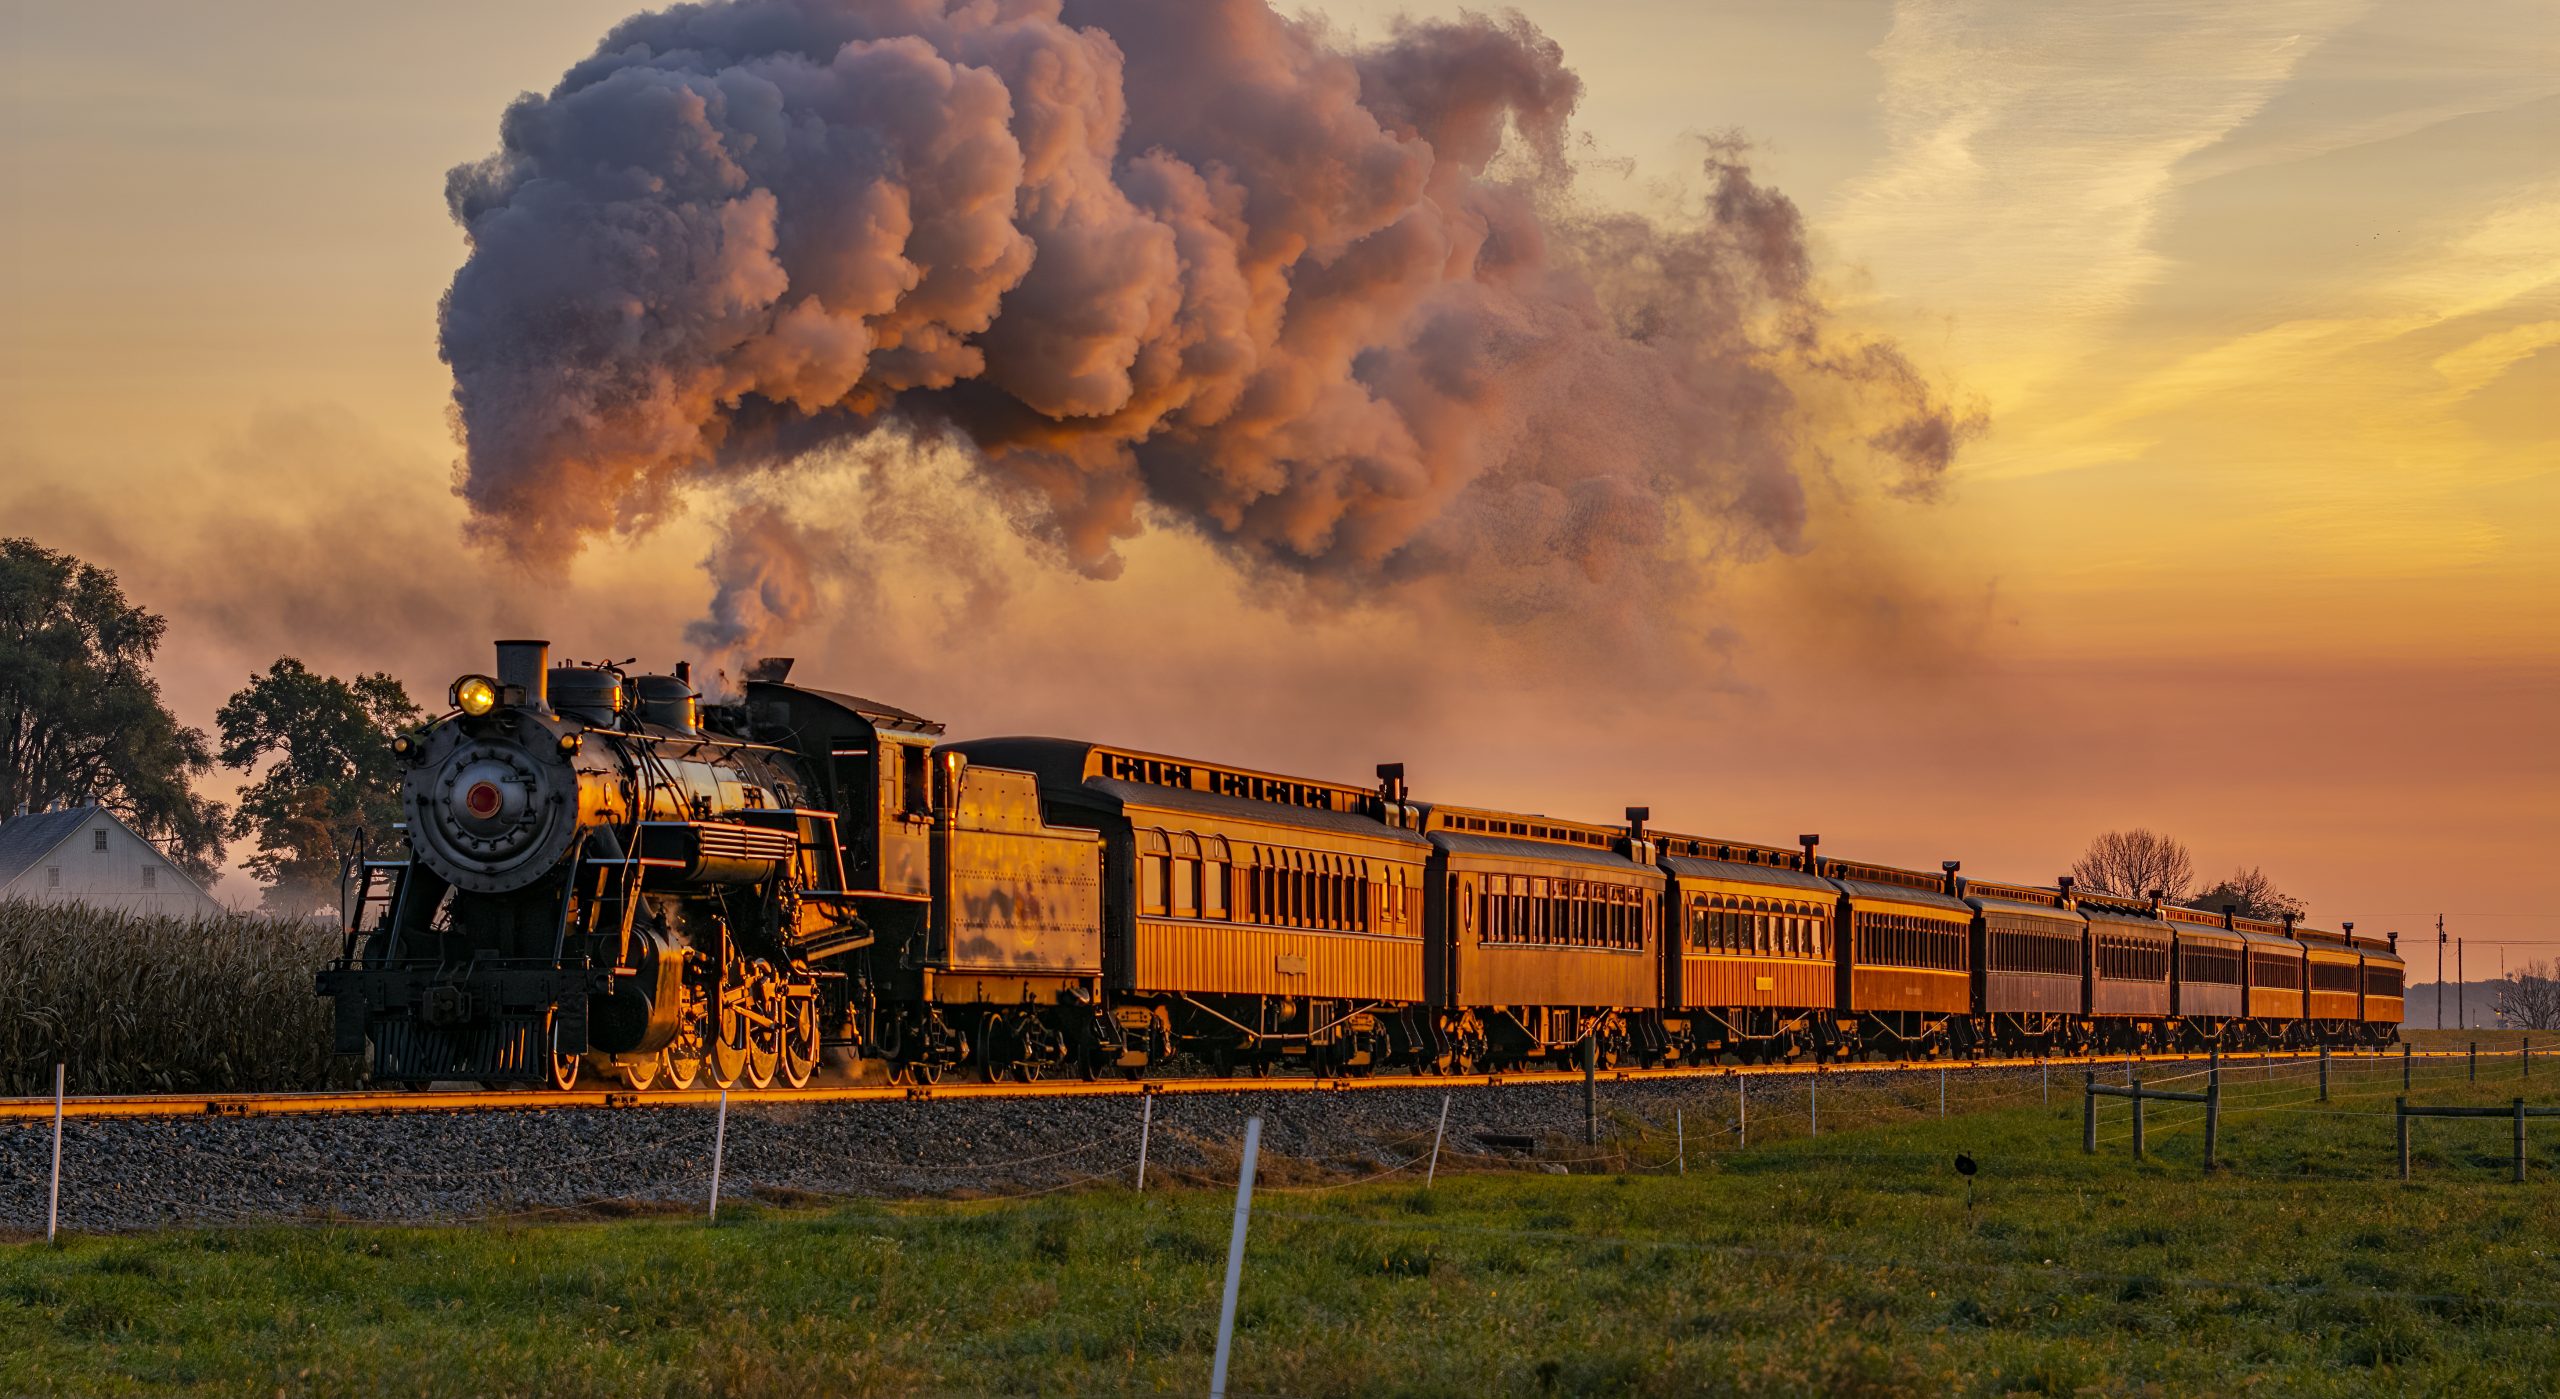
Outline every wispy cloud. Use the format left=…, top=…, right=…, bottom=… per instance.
left=1829, top=0, right=2365, bottom=406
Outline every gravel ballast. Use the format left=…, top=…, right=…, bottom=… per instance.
left=1, top=1060, right=2154, bottom=1234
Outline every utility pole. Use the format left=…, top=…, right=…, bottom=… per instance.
left=2458, top=936, right=2465, bottom=1030
left=2436, top=917, right=2446, bottom=1030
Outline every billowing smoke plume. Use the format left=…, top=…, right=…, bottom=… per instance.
left=441, top=0, right=1975, bottom=655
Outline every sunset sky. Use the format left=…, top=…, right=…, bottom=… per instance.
left=2, top=0, right=2552, bottom=963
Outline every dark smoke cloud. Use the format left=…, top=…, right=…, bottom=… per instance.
left=440, top=0, right=1976, bottom=652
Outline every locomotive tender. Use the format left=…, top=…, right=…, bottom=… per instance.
left=318, top=641, right=2402, bottom=1088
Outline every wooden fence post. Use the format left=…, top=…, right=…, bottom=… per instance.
left=1582, top=1034, right=1598, bottom=1147
left=2402, top=1041, right=2411, bottom=1090
left=2517, top=1099, right=2529, bottom=1185
left=2319, top=1047, right=2330, bottom=1102
left=2082, top=1071, right=2096, bottom=1154
left=2203, top=1058, right=2221, bottom=1170
left=2396, top=1096, right=2409, bottom=1180
left=2130, top=1074, right=2146, bottom=1160
left=2470, top=1041, right=2478, bottom=1082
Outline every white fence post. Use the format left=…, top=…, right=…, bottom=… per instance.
left=1425, top=1093, right=1450, bottom=1188
left=1137, top=1092, right=1154, bottom=1192
left=1208, top=1116, right=1263, bottom=1399
left=48, top=1063, right=65, bottom=1244
left=706, top=1087, right=730, bottom=1222
left=1939, top=1066, right=1947, bottom=1117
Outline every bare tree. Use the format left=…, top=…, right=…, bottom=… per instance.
left=2186, top=866, right=2308, bottom=923
left=2497, top=960, right=2560, bottom=1032
left=2069, top=830, right=2195, bottom=900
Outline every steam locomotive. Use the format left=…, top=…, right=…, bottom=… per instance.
left=317, top=641, right=2403, bottom=1089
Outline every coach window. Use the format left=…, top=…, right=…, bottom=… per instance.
left=1139, top=830, right=1170, bottom=916
left=1202, top=837, right=1230, bottom=919
left=1171, top=833, right=1200, bottom=918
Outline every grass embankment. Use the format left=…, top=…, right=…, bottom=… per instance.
left=2404, top=1027, right=2541, bottom=1053
left=5, top=1057, right=2552, bottom=1397
left=0, top=900, right=348, bottom=1096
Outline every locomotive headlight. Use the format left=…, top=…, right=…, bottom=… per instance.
left=451, top=674, right=500, bottom=717
left=557, top=733, right=582, bottom=756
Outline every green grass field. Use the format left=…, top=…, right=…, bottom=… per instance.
left=5, top=1053, right=2553, bottom=1397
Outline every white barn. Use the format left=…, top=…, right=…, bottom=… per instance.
left=0, top=805, right=225, bottom=919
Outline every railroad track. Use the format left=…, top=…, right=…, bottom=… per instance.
left=1, top=1047, right=2421, bottom=1121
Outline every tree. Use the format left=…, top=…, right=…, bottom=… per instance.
left=2069, top=829, right=2194, bottom=901
left=2496, top=960, right=2560, bottom=1032
left=2185, top=866, right=2308, bottom=923
left=217, top=658, right=422, bottom=915
left=0, top=537, right=226, bottom=882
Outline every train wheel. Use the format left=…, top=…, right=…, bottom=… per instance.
left=744, top=979, right=781, bottom=1091
left=661, top=1028, right=703, bottom=1091
left=977, top=1016, right=1011, bottom=1084
left=708, top=990, right=751, bottom=1090
left=542, top=1010, right=581, bottom=1092
left=614, top=1054, right=661, bottom=1091
left=778, top=995, right=820, bottom=1090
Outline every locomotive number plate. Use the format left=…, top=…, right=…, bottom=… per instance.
left=1755, top=976, right=1775, bottom=991
left=1276, top=954, right=1309, bottom=975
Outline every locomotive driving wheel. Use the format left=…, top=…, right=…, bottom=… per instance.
left=743, top=962, right=782, bottom=1090
left=709, top=964, right=753, bottom=1090
left=542, top=1009, right=581, bottom=1092
left=660, top=1022, right=704, bottom=1091
left=777, top=988, right=820, bottom=1090
left=614, top=1054, right=660, bottom=1091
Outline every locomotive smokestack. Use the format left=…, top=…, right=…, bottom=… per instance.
left=1798, top=834, right=1820, bottom=870
left=1941, top=859, right=1961, bottom=896
left=495, top=639, right=550, bottom=714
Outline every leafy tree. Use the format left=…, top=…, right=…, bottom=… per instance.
left=2186, top=866, right=2308, bottom=923
left=217, top=658, right=422, bottom=915
left=0, top=538, right=226, bottom=882
left=2069, top=829, right=2195, bottom=901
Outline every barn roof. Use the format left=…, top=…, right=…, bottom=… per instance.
left=0, top=806, right=100, bottom=889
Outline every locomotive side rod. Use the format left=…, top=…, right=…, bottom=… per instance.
left=0, top=1048, right=2400, bottom=1122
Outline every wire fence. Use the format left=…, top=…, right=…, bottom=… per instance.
left=9, top=1046, right=2548, bottom=1240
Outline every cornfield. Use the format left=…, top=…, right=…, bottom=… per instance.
left=0, top=898, right=356, bottom=1095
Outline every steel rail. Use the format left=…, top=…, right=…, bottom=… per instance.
left=0, top=1048, right=2454, bottom=1122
